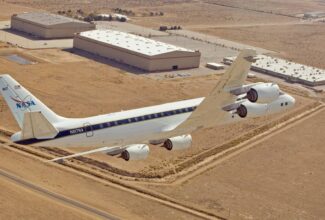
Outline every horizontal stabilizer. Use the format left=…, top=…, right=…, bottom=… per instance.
left=22, top=111, right=59, bottom=140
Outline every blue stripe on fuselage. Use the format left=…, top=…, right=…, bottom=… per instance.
left=15, top=106, right=197, bottom=145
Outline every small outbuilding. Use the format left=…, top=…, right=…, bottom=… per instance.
left=73, top=30, right=201, bottom=72
left=11, top=12, right=95, bottom=39
left=206, top=62, right=224, bottom=70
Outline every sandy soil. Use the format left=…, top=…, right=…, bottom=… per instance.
left=0, top=2, right=37, bottom=21
left=1, top=1, right=297, bottom=26
left=146, top=108, right=325, bottom=219
left=2, top=0, right=188, bottom=14
left=0, top=146, right=203, bottom=220
left=195, top=24, right=325, bottom=69
left=131, top=2, right=297, bottom=28
left=0, top=176, right=94, bottom=220
left=205, top=0, right=325, bottom=15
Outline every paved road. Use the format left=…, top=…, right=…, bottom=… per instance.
left=0, top=167, right=119, bottom=220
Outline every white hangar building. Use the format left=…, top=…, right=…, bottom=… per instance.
left=73, top=30, right=201, bottom=72
left=11, top=12, right=95, bottom=39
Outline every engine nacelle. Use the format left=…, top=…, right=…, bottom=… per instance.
left=164, top=135, right=192, bottom=151
left=11, top=131, right=22, bottom=142
left=247, top=83, right=280, bottom=103
left=237, top=93, right=295, bottom=118
left=121, top=144, right=149, bottom=161
left=236, top=101, right=268, bottom=118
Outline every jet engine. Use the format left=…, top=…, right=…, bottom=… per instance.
left=247, top=83, right=280, bottom=103
left=164, top=135, right=192, bottom=151
left=121, top=144, right=149, bottom=161
left=236, top=101, right=268, bottom=118
left=237, top=92, right=295, bottom=118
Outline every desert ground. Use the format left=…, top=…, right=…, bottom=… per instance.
left=0, top=0, right=324, bottom=219
left=0, top=146, right=205, bottom=220
left=0, top=175, right=94, bottom=220
left=195, top=24, right=325, bottom=69
left=0, top=41, right=323, bottom=219
left=145, top=108, right=325, bottom=219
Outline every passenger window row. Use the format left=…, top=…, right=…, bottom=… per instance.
left=85, top=106, right=197, bottom=132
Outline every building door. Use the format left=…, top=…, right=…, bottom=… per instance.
left=83, top=122, right=94, bottom=137
left=172, top=65, right=178, bottom=70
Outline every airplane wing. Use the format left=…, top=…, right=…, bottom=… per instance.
left=49, top=146, right=125, bottom=162
left=167, top=48, right=257, bottom=135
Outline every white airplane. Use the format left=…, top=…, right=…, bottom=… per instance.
left=0, top=49, right=295, bottom=162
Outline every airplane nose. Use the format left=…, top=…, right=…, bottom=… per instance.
left=289, top=95, right=295, bottom=106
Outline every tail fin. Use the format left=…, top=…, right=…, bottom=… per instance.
left=0, top=74, right=63, bottom=128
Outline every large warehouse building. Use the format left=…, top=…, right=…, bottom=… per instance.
left=11, top=12, right=95, bottom=39
left=73, top=30, right=201, bottom=72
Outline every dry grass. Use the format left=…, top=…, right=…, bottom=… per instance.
left=147, top=108, right=325, bottom=218
left=195, top=24, right=325, bottom=69
left=131, top=1, right=296, bottom=28
left=205, top=0, right=325, bottom=15
left=0, top=2, right=38, bottom=21
left=0, top=176, right=93, bottom=220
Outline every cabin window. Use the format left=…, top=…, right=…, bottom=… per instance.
left=109, top=121, right=115, bottom=127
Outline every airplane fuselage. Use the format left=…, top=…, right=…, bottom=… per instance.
left=13, top=98, right=204, bottom=147
left=12, top=91, right=294, bottom=148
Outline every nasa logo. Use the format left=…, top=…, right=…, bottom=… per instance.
left=11, top=97, right=36, bottom=109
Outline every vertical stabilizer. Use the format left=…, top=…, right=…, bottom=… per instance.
left=0, top=74, right=63, bottom=128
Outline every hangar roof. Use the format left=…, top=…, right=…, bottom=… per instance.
left=79, top=30, right=195, bottom=56
left=14, top=12, right=89, bottom=26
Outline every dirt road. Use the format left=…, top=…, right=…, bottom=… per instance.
left=0, top=167, right=118, bottom=220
